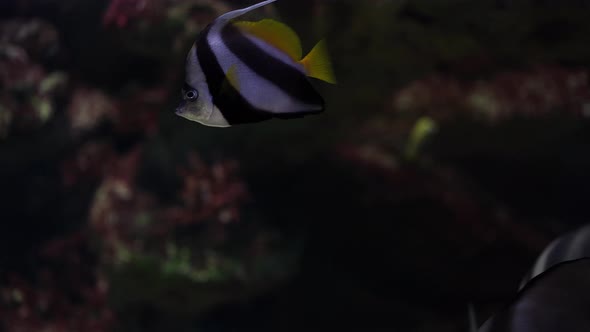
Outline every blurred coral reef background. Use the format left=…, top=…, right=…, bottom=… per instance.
left=1, top=0, right=590, bottom=331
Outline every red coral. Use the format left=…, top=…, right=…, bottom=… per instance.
left=162, top=153, right=247, bottom=227
left=113, top=86, right=169, bottom=137
left=0, top=19, right=60, bottom=62
left=61, top=142, right=116, bottom=187
left=83, top=147, right=248, bottom=260
left=0, top=44, right=48, bottom=133
left=0, top=19, right=66, bottom=137
left=0, top=233, right=115, bottom=332
left=67, top=87, right=118, bottom=133
left=0, top=47, right=45, bottom=90
left=102, top=0, right=168, bottom=28
left=88, top=146, right=144, bottom=251
left=336, top=143, right=549, bottom=253
left=391, top=65, right=590, bottom=122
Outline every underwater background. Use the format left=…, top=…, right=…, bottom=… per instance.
left=2, top=0, right=590, bottom=331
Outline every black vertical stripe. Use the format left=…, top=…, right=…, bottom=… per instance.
left=220, top=23, right=325, bottom=109
left=490, top=311, right=518, bottom=332
left=196, top=24, right=272, bottom=124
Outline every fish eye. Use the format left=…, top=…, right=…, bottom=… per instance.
left=185, top=89, right=199, bottom=101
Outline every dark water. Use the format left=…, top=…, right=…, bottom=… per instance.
left=1, top=0, right=590, bottom=331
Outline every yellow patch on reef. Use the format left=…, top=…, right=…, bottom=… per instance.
left=233, top=19, right=303, bottom=61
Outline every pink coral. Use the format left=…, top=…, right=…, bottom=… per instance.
left=102, top=0, right=171, bottom=28
left=0, top=234, right=116, bottom=332
left=391, top=65, right=590, bottom=122
left=2, top=146, right=250, bottom=331
left=67, top=87, right=118, bottom=132
left=61, top=142, right=116, bottom=187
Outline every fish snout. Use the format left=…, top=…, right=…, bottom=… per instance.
left=175, top=100, right=187, bottom=115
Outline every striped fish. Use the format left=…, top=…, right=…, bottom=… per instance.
left=478, top=258, right=590, bottom=332
left=518, top=223, right=590, bottom=290
left=470, top=225, right=590, bottom=332
left=176, top=0, right=336, bottom=127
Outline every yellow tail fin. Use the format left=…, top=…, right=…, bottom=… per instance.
left=300, top=39, right=336, bottom=84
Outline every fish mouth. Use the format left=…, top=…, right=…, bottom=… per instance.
left=175, top=100, right=187, bottom=116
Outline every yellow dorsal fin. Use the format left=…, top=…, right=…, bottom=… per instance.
left=300, top=39, right=336, bottom=84
left=233, top=19, right=302, bottom=61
